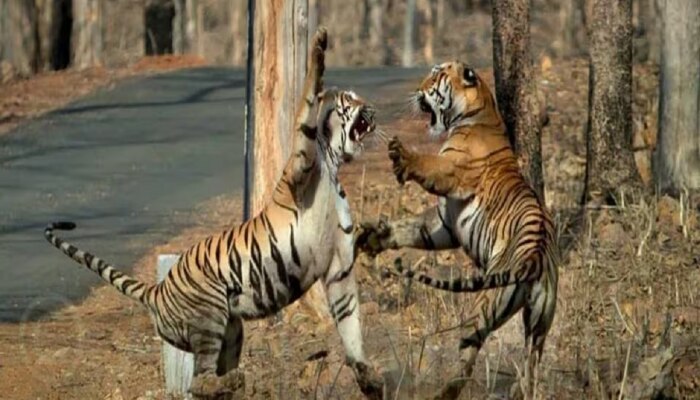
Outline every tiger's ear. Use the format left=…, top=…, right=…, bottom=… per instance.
left=462, top=67, right=477, bottom=87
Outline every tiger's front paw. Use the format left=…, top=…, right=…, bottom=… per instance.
left=388, top=137, right=415, bottom=185
left=190, top=371, right=243, bottom=400
left=355, top=218, right=392, bottom=258
left=349, top=360, right=385, bottom=400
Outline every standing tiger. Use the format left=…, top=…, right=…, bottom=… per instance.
left=355, top=61, right=558, bottom=399
left=45, top=29, right=384, bottom=399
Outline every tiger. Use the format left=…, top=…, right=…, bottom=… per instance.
left=355, top=61, right=559, bottom=399
left=44, top=28, right=384, bottom=400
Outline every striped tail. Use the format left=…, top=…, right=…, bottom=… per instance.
left=44, top=222, right=153, bottom=306
left=391, top=253, right=543, bottom=293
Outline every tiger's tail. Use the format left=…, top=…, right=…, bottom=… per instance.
left=44, top=222, right=154, bottom=306
left=392, top=254, right=543, bottom=293
left=391, top=213, right=553, bottom=292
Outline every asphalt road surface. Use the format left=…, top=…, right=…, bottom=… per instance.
left=0, top=66, right=425, bottom=322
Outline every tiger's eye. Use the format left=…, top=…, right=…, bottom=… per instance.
left=463, top=68, right=477, bottom=85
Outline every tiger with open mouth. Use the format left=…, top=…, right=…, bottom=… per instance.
left=45, top=28, right=384, bottom=399
left=356, top=61, right=559, bottom=399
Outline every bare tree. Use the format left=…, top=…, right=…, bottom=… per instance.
left=173, top=0, right=185, bottom=54
left=492, top=0, right=546, bottom=201
left=634, top=0, right=662, bottom=63
left=435, top=0, right=446, bottom=39
left=583, top=0, right=644, bottom=204
left=252, top=0, right=309, bottom=214
left=418, top=0, right=435, bottom=65
left=184, top=0, right=201, bottom=55
left=307, top=0, right=319, bottom=46
left=35, top=0, right=58, bottom=72
left=654, top=0, right=700, bottom=193
left=367, top=0, right=388, bottom=65
left=252, top=0, right=329, bottom=317
left=0, top=0, right=38, bottom=77
left=402, top=0, right=416, bottom=67
left=557, top=0, right=587, bottom=57
left=230, top=0, right=247, bottom=65
left=173, top=0, right=200, bottom=55
left=72, top=0, right=103, bottom=69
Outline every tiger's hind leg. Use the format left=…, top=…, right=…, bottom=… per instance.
left=324, top=255, right=384, bottom=399
left=215, top=316, right=245, bottom=399
left=189, top=322, right=234, bottom=400
left=431, top=284, right=528, bottom=400
left=511, top=279, right=556, bottom=399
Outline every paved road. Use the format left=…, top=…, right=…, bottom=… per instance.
left=0, top=66, right=424, bottom=322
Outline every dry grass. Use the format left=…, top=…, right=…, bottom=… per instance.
left=345, top=167, right=700, bottom=400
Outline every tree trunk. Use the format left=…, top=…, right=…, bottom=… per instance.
left=252, top=0, right=308, bottom=213
left=646, top=0, right=662, bottom=63
left=35, top=0, right=57, bottom=72
left=307, top=0, right=318, bottom=47
left=253, top=0, right=329, bottom=319
left=653, top=0, right=700, bottom=193
left=402, top=0, right=416, bottom=67
left=367, top=0, right=387, bottom=65
left=435, top=0, right=446, bottom=41
left=184, top=0, right=199, bottom=55
left=0, top=0, right=38, bottom=77
left=492, top=0, right=545, bottom=201
left=418, top=0, right=434, bottom=65
left=72, top=0, right=103, bottom=69
left=583, top=0, right=644, bottom=204
left=230, top=0, right=247, bottom=65
left=173, top=0, right=198, bottom=55
left=558, top=0, right=586, bottom=57
left=351, top=1, right=364, bottom=60
left=195, top=1, right=204, bottom=57
left=173, top=0, right=186, bottom=54
left=633, top=0, right=662, bottom=64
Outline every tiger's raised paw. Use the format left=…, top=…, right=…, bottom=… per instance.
left=354, top=218, right=392, bottom=257
left=388, top=137, right=415, bottom=185
left=309, top=27, right=328, bottom=94
left=312, top=27, right=328, bottom=50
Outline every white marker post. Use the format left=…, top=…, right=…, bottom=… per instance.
left=157, top=254, right=194, bottom=397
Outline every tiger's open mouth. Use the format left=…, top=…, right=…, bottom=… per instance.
left=343, top=109, right=375, bottom=162
left=349, top=109, right=375, bottom=142
left=419, top=97, right=437, bottom=126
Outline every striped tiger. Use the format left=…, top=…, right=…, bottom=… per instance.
left=356, top=61, right=559, bottom=399
left=45, top=28, right=384, bottom=400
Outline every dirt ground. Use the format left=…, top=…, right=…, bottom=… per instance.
left=1, top=59, right=699, bottom=400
